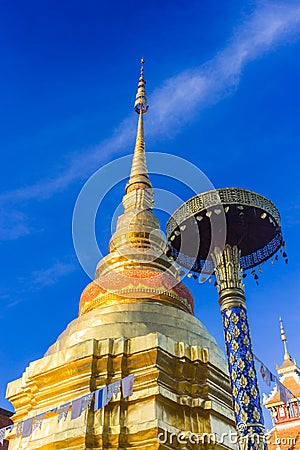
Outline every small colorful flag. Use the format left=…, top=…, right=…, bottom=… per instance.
left=94, top=388, right=105, bottom=411
left=122, top=374, right=134, bottom=398
left=278, top=381, right=291, bottom=404
left=82, top=393, right=93, bottom=411
left=58, top=403, right=71, bottom=422
left=270, top=372, right=277, bottom=383
left=32, top=413, right=45, bottom=431
left=71, top=398, right=83, bottom=420
left=255, top=355, right=277, bottom=386
left=260, top=363, right=271, bottom=386
left=15, top=422, right=23, bottom=437
left=104, top=381, right=120, bottom=406
left=22, top=418, right=33, bottom=438
left=0, top=428, right=6, bottom=445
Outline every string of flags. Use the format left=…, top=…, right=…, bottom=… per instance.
left=254, top=355, right=297, bottom=404
left=0, top=374, right=134, bottom=446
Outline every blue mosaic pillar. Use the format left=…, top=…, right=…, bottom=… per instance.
left=212, top=245, right=267, bottom=450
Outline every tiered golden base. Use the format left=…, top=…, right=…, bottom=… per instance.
left=7, top=304, right=236, bottom=449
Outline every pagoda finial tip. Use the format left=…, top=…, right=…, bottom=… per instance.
left=280, top=316, right=292, bottom=361
left=134, top=58, right=149, bottom=114
left=140, top=58, right=145, bottom=76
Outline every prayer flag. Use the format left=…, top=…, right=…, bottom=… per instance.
left=33, top=413, right=45, bottom=431
left=260, top=363, right=271, bottom=386
left=58, top=403, right=71, bottom=422
left=94, top=388, right=105, bottom=411
left=82, top=393, right=93, bottom=411
left=0, top=428, right=5, bottom=446
left=277, top=381, right=291, bottom=404
left=103, top=381, right=120, bottom=406
left=15, top=422, right=23, bottom=437
left=270, top=372, right=277, bottom=383
left=22, top=418, right=33, bottom=438
left=255, top=354, right=277, bottom=386
left=122, top=374, right=134, bottom=398
left=71, top=398, right=83, bottom=420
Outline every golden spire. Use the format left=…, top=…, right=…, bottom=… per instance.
left=78, top=59, right=192, bottom=316
left=280, top=317, right=292, bottom=361
left=97, top=58, right=176, bottom=274
left=126, top=58, right=152, bottom=195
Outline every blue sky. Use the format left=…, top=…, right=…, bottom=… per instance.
left=1, top=0, right=300, bottom=428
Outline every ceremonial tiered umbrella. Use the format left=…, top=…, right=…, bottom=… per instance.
left=166, top=187, right=285, bottom=450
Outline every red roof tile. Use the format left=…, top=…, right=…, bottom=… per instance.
left=265, top=376, right=300, bottom=405
left=267, top=425, right=300, bottom=450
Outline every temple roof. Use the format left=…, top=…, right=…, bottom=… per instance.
left=267, top=425, right=300, bottom=450
left=264, top=318, right=300, bottom=407
left=278, top=357, right=298, bottom=372
left=265, top=373, right=300, bottom=406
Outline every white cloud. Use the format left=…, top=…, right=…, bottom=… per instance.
left=0, top=210, right=31, bottom=241
left=0, top=261, right=77, bottom=312
left=1, top=1, right=300, bottom=208
left=29, top=261, right=76, bottom=289
left=147, top=1, right=300, bottom=136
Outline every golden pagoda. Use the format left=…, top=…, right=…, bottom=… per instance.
left=6, top=61, right=237, bottom=449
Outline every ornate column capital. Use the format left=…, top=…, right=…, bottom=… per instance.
left=211, top=245, right=245, bottom=310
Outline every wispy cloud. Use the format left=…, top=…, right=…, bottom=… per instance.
left=0, top=122, right=135, bottom=204
left=0, top=210, right=31, bottom=241
left=1, top=1, right=300, bottom=206
left=28, top=261, right=76, bottom=290
left=280, top=197, right=300, bottom=227
left=147, top=0, right=300, bottom=136
left=0, top=260, right=77, bottom=312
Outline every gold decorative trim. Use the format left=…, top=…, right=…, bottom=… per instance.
left=211, top=245, right=245, bottom=299
left=80, top=288, right=193, bottom=316
left=166, top=187, right=281, bottom=237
